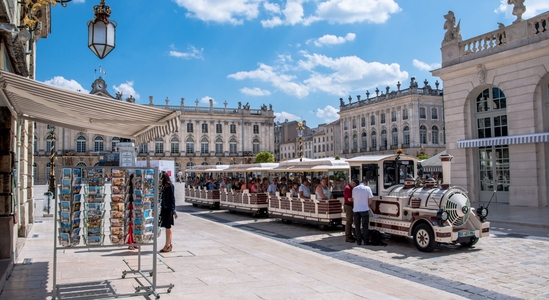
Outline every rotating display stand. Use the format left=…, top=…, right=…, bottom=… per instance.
left=52, top=166, right=174, bottom=299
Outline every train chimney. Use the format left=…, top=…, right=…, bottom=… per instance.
left=440, top=154, right=453, bottom=189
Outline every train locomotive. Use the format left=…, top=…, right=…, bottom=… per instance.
left=347, top=152, right=490, bottom=252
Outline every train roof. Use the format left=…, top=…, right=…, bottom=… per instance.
left=345, top=154, right=418, bottom=163
left=273, top=157, right=349, bottom=172
left=185, top=164, right=230, bottom=172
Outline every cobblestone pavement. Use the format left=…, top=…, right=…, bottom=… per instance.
left=179, top=205, right=549, bottom=300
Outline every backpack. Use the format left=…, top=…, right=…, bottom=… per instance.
left=370, top=230, right=387, bottom=246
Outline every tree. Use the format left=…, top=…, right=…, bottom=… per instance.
left=254, top=151, right=275, bottom=163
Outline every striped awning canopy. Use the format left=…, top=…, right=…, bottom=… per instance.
left=0, top=71, right=179, bottom=144
left=457, top=133, right=549, bottom=148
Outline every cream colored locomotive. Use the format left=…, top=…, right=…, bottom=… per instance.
left=346, top=152, right=490, bottom=252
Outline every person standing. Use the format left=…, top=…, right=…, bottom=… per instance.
left=160, top=173, right=177, bottom=253
left=344, top=179, right=359, bottom=243
left=352, top=179, right=373, bottom=246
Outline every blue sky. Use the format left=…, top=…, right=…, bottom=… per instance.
left=36, top=0, right=549, bottom=128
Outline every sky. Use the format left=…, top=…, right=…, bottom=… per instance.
left=36, top=0, right=549, bottom=128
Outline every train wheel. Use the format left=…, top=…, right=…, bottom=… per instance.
left=192, top=204, right=198, bottom=207
left=413, top=223, right=436, bottom=252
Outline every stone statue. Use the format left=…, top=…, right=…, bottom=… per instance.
left=244, top=102, right=250, bottom=110
left=269, top=104, right=272, bottom=110
left=497, top=22, right=505, bottom=29
left=477, top=64, right=487, bottom=85
left=339, top=98, right=344, bottom=106
left=238, top=102, right=242, bottom=109
left=508, top=0, right=525, bottom=23
left=443, top=11, right=461, bottom=43
left=209, top=98, right=213, bottom=108
left=115, top=91, right=122, bottom=100
left=126, top=95, right=135, bottom=103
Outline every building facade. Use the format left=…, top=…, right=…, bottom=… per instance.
left=337, top=79, right=445, bottom=159
left=433, top=7, right=549, bottom=206
left=33, top=80, right=276, bottom=184
left=274, top=120, right=311, bottom=161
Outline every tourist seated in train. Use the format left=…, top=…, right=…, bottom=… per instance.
left=315, top=176, right=332, bottom=200
left=278, top=177, right=288, bottom=193
left=267, top=177, right=279, bottom=195
left=259, top=177, right=269, bottom=193
left=219, top=177, right=228, bottom=190
left=311, top=178, right=320, bottom=194
left=205, top=178, right=215, bottom=191
left=289, top=183, right=299, bottom=198
left=299, top=178, right=311, bottom=199
left=232, top=179, right=240, bottom=191
left=249, top=178, right=258, bottom=193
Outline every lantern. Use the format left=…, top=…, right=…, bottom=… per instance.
left=87, top=0, right=116, bottom=59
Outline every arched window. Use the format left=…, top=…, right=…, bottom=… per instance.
left=45, top=162, right=52, bottom=182
left=76, top=162, right=87, bottom=167
left=371, top=131, right=377, bottom=149
left=76, top=135, right=86, bottom=153
left=432, top=126, right=439, bottom=144
left=201, top=161, right=209, bottom=166
left=171, top=137, right=179, bottom=154
left=111, top=137, right=120, bottom=151
left=370, top=115, right=375, bottom=125
left=352, top=133, right=358, bottom=151
left=94, top=136, right=104, bottom=152
left=361, top=132, right=367, bottom=150
left=392, top=127, right=398, bottom=146
left=344, top=135, right=349, bottom=151
left=215, top=138, right=223, bottom=154
left=186, top=161, right=195, bottom=168
left=229, top=138, right=237, bottom=154
left=403, top=126, right=410, bottom=145
left=186, top=138, right=194, bottom=154
left=200, top=138, right=209, bottom=154
left=155, top=138, right=164, bottom=154
left=252, top=138, right=260, bottom=153
left=420, top=125, right=427, bottom=144
left=216, top=161, right=224, bottom=165
left=139, top=143, right=148, bottom=153
left=381, top=129, right=387, bottom=148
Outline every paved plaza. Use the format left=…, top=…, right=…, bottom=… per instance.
left=1, top=184, right=548, bottom=299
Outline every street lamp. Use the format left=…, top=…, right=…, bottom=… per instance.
left=48, top=126, right=56, bottom=201
left=88, top=0, right=116, bottom=59
left=297, top=122, right=304, bottom=162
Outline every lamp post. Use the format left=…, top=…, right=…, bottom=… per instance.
left=48, top=126, right=56, bottom=213
left=297, top=122, right=304, bottom=162
left=87, top=0, right=117, bottom=59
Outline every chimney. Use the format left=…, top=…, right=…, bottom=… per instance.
left=440, top=154, right=453, bottom=189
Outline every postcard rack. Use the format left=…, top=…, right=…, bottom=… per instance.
left=52, top=166, right=174, bottom=300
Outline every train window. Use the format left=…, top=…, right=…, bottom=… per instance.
left=383, top=161, right=397, bottom=189
left=362, top=164, right=378, bottom=195
left=384, top=160, right=415, bottom=188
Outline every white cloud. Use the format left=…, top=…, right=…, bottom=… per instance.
left=275, top=111, right=301, bottom=123
left=412, top=59, right=441, bottom=71
left=311, top=33, right=356, bottom=47
left=240, top=87, right=272, bottom=96
left=199, top=96, right=218, bottom=105
left=316, top=0, right=401, bottom=24
left=44, top=76, right=89, bottom=93
left=263, top=2, right=281, bottom=14
left=229, top=51, right=409, bottom=98
left=113, top=81, right=140, bottom=100
left=261, top=0, right=318, bottom=27
left=316, top=105, right=339, bottom=123
left=169, top=45, right=204, bottom=60
left=173, top=0, right=260, bottom=25
left=495, top=0, right=549, bottom=19
left=228, top=63, right=310, bottom=98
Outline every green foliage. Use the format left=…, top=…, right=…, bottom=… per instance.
left=255, top=151, right=275, bottom=163
left=418, top=154, right=430, bottom=160
left=334, top=155, right=340, bottom=160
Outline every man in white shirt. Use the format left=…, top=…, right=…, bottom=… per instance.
left=352, top=179, right=374, bottom=246
left=298, top=178, right=311, bottom=199
left=267, top=178, right=279, bottom=195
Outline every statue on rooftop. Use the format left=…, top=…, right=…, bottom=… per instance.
left=443, top=11, right=461, bottom=43
left=115, top=91, right=122, bottom=100
left=507, top=0, right=525, bottom=23
left=339, top=98, right=344, bottom=106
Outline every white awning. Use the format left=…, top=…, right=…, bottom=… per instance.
left=457, top=133, right=549, bottom=148
left=0, top=71, right=180, bottom=144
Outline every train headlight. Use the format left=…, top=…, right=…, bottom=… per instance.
left=476, top=206, right=489, bottom=221
left=437, top=209, right=448, bottom=222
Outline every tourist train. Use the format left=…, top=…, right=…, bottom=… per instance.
left=183, top=152, right=490, bottom=252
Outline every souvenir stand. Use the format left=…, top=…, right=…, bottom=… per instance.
left=52, top=166, right=174, bottom=299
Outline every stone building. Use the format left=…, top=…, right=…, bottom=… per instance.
left=432, top=6, right=549, bottom=206
left=274, top=120, right=311, bottom=161
left=337, top=79, right=445, bottom=158
left=33, top=80, right=276, bottom=183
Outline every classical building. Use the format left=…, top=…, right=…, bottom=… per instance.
left=274, top=120, right=311, bottom=161
left=432, top=6, right=549, bottom=206
left=33, top=80, right=276, bottom=184
left=337, top=79, right=445, bottom=158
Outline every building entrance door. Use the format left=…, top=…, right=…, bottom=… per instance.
left=478, top=146, right=509, bottom=203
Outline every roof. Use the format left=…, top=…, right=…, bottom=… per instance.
left=0, top=71, right=180, bottom=144
left=419, top=150, right=446, bottom=172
